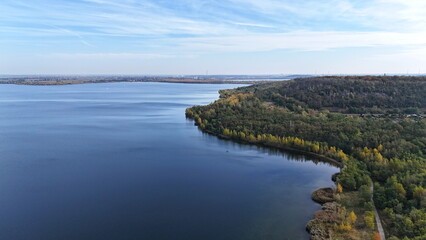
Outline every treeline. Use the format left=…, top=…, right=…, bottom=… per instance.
left=188, top=92, right=425, bottom=159
left=188, top=107, right=349, bottom=163
left=227, top=76, right=426, bottom=114
left=186, top=76, right=426, bottom=240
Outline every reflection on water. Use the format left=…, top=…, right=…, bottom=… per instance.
left=198, top=131, right=340, bottom=167
left=0, top=82, right=338, bottom=240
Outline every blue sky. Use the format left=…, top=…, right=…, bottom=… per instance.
left=1, top=0, right=426, bottom=75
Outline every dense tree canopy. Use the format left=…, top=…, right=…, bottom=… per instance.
left=187, top=76, right=426, bottom=240
left=230, top=76, right=426, bottom=114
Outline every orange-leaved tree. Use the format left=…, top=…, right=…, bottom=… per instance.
left=372, top=232, right=381, bottom=240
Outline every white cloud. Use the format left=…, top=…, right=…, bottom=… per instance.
left=2, top=0, right=426, bottom=74
left=32, top=31, right=426, bottom=57
left=46, top=52, right=199, bottom=61
left=230, top=22, right=274, bottom=28
left=176, top=31, right=426, bottom=53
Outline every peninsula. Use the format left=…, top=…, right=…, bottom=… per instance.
left=186, top=76, right=426, bottom=240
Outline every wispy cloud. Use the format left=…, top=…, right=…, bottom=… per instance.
left=230, top=22, right=274, bottom=28
left=50, top=52, right=193, bottom=59
left=45, top=24, right=94, bottom=47
left=176, top=31, right=426, bottom=53
left=1, top=0, right=426, bottom=74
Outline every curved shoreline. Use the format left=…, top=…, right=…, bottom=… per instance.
left=195, top=127, right=343, bottom=239
left=201, top=128, right=343, bottom=168
left=184, top=76, right=426, bottom=239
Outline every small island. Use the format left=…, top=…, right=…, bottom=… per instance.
left=186, top=76, right=426, bottom=240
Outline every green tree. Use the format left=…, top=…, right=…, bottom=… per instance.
left=365, top=211, right=375, bottom=230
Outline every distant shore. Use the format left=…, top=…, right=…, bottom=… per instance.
left=0, top=75, right=308, bottom=86
left=0, top=78, right=264, bottom=85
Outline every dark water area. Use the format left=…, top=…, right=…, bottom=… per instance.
left=0, top=82, right=338, bottom=240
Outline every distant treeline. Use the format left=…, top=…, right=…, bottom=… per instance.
left=0, top=75, right=294, bottom=85
left=228, top=76, right=426, bottom=114
left=187, top=76, right=426, bottom=240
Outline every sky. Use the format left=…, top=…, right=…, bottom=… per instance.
left=1, top=0, right=426, bottom=75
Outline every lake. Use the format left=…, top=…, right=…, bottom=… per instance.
left=0, top=82, right=338, bottom=240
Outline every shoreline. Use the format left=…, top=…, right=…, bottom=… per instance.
left=193, top=126, right=343, bottom=239
left=0, top=78, right=273, bottom=86
left=197, top=126, right=383, bottom=240
left=202, top=128, right=343, bottom=168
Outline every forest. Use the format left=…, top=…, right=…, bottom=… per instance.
left=186, top=76, right=426, bottom=240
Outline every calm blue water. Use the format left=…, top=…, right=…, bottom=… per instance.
left=0, top=82, right=338, bottom=240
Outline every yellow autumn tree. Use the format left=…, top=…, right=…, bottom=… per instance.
left=413, top=186, right=426, bottom=200
left=312, top=143, right=320, bottom=153
left=294, top=137, right=302, bottom=146
left=394, top=182, right=406, bottom=197
left=248, top=134, right=256, bottom=142
left=348, top=211, right=357, bottom=224
left=223, top=128, right=231, bottom=136
left=337, top=183, right=343, bottom=193
left=374, top=152, right=384, bottom=163
left=338, top=222, right=352, bottom=232
left=337, top=150, right=349, bottom=161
